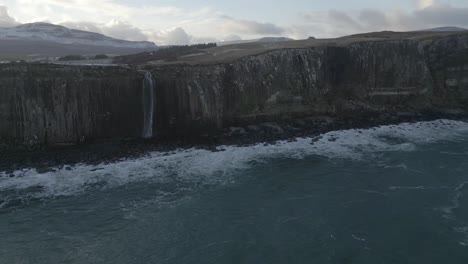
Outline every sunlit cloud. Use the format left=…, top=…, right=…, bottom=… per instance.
left=0, top=0, right=467, bottom=45
left=417, top=0, right=434, bottom=9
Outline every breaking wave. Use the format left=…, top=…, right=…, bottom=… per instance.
left=1, top=119, right=468, bottom=201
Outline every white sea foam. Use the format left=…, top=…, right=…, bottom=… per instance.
left=1, top=119, right=468, bottom=200
left=440, top=181, right=468, bottom=218
left=437, top=181, right=468, bottom=246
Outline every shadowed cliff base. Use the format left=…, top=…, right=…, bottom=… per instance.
left=1, top=111, right=467, bottom=173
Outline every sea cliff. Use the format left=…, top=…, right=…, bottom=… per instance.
left=1, top=32, right=468, bottom=146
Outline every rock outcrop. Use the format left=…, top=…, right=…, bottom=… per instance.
left=1, top=32, right=468, bottom=146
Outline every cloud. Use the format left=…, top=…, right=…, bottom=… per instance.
left=358, top=9, right=389, bottom=30
left=417, top=0, right=434, bottom=9
left=301, top=11, right=362, bottom=37
left=5, top=0, right=466, bottom=45
left=415, top=4, right=468, bottom=27
left=0, top=5, right=18, bottom=27
left=60, top=21, right=103, bottom=34
left=61, top=20, right=148, bottom=41
left=220, top=15, right=285, bottom=35
left=1, top=1, right=288, bottom=44
left=60, top=19, right=213, bottom=45
left=101, top=20, right=148, bottom=41
left=328, top=10, right=362, bottom=30
left=301, top=3, right=468, bottom=38
left=222, top=34, right=242, bottom=41
left=151, top=27, right=192, bottom=45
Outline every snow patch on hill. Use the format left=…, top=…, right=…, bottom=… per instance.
left=0, top=22, right=157, bottom=49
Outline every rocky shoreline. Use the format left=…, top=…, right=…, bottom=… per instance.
left=1, top=110, right=466, bottom=174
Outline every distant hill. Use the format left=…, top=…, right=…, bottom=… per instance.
left=420, top=26, right=468, bottom=32
left=218, top=37, right=294, bottom=46
left=0, top=22, right=158, bottom=60
left=256, top=37, right=294, bottom=43
left=114, top=43, right=217, bottom=65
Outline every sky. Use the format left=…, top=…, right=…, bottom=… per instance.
left=0, top=0, right=468, bottom=45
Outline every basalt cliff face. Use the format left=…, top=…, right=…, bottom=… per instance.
left=0, top=65, right=143, bottom=145
left=1, top=32, right=468, bottom=146
left=150, top=34, right=468, bottom=136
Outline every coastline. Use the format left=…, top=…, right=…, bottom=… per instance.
left=1, top=110, right=466, bottom=174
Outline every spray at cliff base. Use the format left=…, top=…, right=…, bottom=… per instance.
left=142, top=72, right=154, bottom=139
left=2, top=120, right=468, bottom=263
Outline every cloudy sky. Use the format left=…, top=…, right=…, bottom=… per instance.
left=0, top=0, right=467, bottom=45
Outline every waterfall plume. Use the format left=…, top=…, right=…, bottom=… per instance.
left=142, top=71, right=154, bottom=139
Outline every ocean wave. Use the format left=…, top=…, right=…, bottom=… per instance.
left=1, top=119, right=468, bottom=201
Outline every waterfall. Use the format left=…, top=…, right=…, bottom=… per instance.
left=142, top=71, right=154, bottom=139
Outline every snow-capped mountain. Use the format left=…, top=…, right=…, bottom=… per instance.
left=0, top=22, right=157, bottom=49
